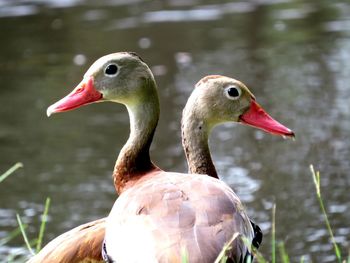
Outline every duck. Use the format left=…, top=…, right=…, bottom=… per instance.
left=39, top=52, right=294, bottom=263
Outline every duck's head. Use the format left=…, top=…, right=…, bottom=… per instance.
left=47, top=52, right=157, bottom=116
left=184, top=75, right=294, bottom=137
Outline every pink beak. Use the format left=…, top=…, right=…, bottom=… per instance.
left=239, top=100, right=295, bottom=137
left=46, top=76, right=103, bottom=117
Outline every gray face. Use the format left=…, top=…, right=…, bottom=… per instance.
left=189, top=75, right=254, bottom=128
left=83, top=52, right=156, bottom=105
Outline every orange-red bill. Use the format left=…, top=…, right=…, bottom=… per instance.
left=47, top=76, right=103, bottom=117
left=239, top=100, right=295, bottom=137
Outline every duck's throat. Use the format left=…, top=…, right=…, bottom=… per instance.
left=181, top=114, right=218, bottom=179
left=113, top=100, right=160, bottom=194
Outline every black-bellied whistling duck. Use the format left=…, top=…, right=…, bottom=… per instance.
left=182, top=75, right=294, bottom=179
left=39, top=52, right=293, bottom=263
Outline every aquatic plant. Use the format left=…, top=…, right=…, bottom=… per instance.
left=0, top=164, right=50, bottom=262
left=212, top=165, right=349, bottom=263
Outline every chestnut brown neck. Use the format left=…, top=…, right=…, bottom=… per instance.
left=113, top=79, right=160, bottom=194
left=181, top=109, right=218, bottom=179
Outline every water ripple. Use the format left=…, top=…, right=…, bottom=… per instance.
left=0, top=4, right=38, bottom=17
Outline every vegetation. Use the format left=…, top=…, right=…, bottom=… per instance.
left=310, top=165, right=341, bottom=262
left=16, top=197, right=51, bottom=257
left=0, top=162, right=23, bottom=183
left=0, top=163, right=50, bottom=262
left=211, top=165, right=349, bottom=263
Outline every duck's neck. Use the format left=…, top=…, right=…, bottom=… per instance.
left=113, top=81, right=160, bottom=194
left=181, top=108, right=218, bottom=179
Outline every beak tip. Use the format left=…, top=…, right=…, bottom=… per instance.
left=290, top=130, right=296, bottom=139
left=284, top=129, right=295, bottom=140
left=46, top=105, right=55, bottom=117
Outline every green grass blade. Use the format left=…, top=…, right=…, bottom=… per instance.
left=16, top=214, right=35, bottom=256
left=214, top=232, right=239, bottom=263
left=0, top=226, right=23, bottom=246
left=300, top=255, right=305, bottom=263
left=181, top=246, right=189, bottom=263
left=272, top=204, right=276, bottom=263
left=220, top=254, right=228, bottom=263
left=310, top=165, right=342, bottom=262
left=6, top=253, right=17, bottom=263
left=0, top=162, right=23, bottom=183
left=36, top=197, right=51, bottom=252
left=277, top=242, right=290, bottom=263
left=255, top=252, right=268, bottom=263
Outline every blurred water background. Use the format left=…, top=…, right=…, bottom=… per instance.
left=0, top=0, right=349, bottom=261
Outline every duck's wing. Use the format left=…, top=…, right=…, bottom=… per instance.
left=27, top=218, right=105, bottom=263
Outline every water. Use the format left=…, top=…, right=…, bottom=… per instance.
left=0, top=0, right=349, bottom=261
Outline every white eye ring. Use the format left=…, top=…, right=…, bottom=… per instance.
left=104, top=63, right=119, bottom=77
left=224, top=86, right=242, bottom=100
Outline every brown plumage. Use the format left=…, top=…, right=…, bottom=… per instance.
left=40, top=53, right=293, bottom=263
left=27, top=218, right=105, bottom=263
left=105, top=170, right=253, bottom=262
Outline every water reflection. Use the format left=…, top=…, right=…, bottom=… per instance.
left=0, top=0, right=349, bottom=262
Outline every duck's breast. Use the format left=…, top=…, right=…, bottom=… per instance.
left=105, top=171, right=253, bottom=263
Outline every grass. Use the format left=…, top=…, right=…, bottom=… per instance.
left=271, top=204, right=276, bottom=263
left=310, top=165, right=341, bottom=262
left=0, top=163, right=51, bottom=262
left=0, top=163, right=25, bottom=249
left=214, top=233, right=240, bottom=263
left=35, top=197, right=51, bottom=252
left=0, top=162, right=23, bottom=183
left=0, top=227, right=24, bottom=248
left=212, top=165, right=349, bottom=263
left=16, top=196, right=51, bottom=256
left=16, top=214, right=35, bottom=256
left=255, top=165, right=348, bottom=263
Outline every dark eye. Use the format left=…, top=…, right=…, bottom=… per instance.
left=105, top=64, right=118, bottom=76
left=225, top=86, right=241, bottom=100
